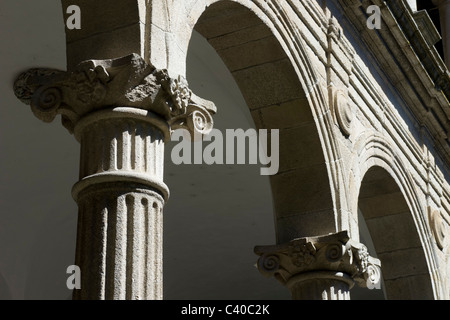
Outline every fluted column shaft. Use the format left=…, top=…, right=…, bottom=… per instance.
left=71, top=108, right=168, bottom=300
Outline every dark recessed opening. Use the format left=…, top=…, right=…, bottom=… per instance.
left=417, top=2, right=445, bottom=61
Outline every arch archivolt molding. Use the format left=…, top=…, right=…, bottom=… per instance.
left=349, top=131, right=448, bottom=299
left=351, top=132, right=425, bottom=229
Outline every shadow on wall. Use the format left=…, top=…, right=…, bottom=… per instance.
left=0, top=272, right=12, bottom=299
left=23, top=210, right=77, bottom=300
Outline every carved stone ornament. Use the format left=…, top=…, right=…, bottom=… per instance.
left=334, top=89, right=353, bottom=136
left=429, top=208, right=447, bottom=251
left=13, top=53, right=216, bottom=137
left=327, top=17, right=342, bottom=41
left=254, top=231, right=382, bottom=289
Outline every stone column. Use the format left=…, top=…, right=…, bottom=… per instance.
left=433, top=0, right=450, bottom=68
left=13, top=54, right=216, bottom=300
left=254, top=231, right=382, bottom=300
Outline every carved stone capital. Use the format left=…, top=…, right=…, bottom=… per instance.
left=254, top=231, right=382, bottom=290
left=13, top=53, right=216, bottom=138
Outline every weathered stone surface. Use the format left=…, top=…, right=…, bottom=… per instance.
left=251, top=98, right=314, bottom=130
left=195, top=2, right=262, bottom=39
left=270, top=165, right=334, bottom=217
left=384, top=274, right=435, bottom=300
left=232, top=59, right=306, bottom=109
left=61, top=0, right=146, bottom=68
left=255, top=231, right=382, bottom=300
left=216, top=36, right=286, bottom=72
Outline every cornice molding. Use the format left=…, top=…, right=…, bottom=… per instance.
left=338, top=0, right=450, bottom=167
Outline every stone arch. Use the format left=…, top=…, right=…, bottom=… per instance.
left=352, top=133, right=438, bottom=299
left=179, top=0, right=340, bottom=243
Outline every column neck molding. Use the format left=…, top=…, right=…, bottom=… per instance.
left=13, top=53, right=216, bottom=139
left=72, top=107, right=170, bottom=144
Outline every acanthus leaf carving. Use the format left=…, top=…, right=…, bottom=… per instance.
left=288, top=240, right=316, bottom=267
left=66, top=64, right=109, bottom=106
left=346, top=240, right=381, bottom=288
